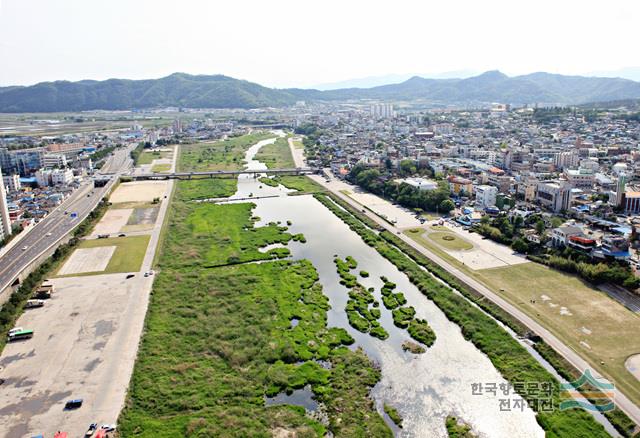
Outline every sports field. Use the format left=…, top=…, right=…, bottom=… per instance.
left=56, top=235, right=151, bottom=277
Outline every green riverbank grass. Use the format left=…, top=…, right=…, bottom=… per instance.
left=255, top=136, right=296, bottom=169
left=119, top=180, right=392, bottom=436
left=179, top=132, right=274, bottom=172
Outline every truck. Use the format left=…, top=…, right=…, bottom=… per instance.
left=34, top=283, right=54, bottom=299
left=7, top=329, right=34, bottom=342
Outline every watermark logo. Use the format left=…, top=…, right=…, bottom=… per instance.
left=559, top=369, right=615, bottom=412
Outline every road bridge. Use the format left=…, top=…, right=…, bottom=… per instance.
left=128, top=167, right=320, bottom=180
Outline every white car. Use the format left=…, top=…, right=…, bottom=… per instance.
left=21, top=246, right=28, bottom=251
left=46, top=232, right=52, bottom=237
left=101, top=424, right=117, bottom=432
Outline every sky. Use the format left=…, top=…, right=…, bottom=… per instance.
left=1, top=0, right=639, bottom=88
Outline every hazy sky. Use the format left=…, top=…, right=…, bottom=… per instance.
left=1, top=0, right=639, bottom=88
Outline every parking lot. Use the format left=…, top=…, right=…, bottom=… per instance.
left=0, top=273, right=153, bottom=437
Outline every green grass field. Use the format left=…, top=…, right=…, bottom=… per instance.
left=138, top=150, right=172, bottom=165
left=292, top=139, right=304, bottom=149
left=176, top=178, right=237, bottom=200
left=426, top=231, right=473, bottom=251
left=277, top=176, right=326, bottom=193
left=255, top=136, right=295, bottom=169
left=151, top=163, right=171, bottom=173
left=178, top=132, right=273, bottom=172
left=475, top=262, right=640, bottom=408
left=118, top=179, right=392, bottom=437
left=57, top=235, right=150, bottom=276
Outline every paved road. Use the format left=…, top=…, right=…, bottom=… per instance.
left=309, top=172, right=640, bottom=427
left=0, top=145, right=134, bottom=299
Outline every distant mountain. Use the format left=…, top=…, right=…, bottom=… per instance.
left=0, top=73, right=300, bottom=112
left=586, top=67, right=640, bottom=83
left=310, top=70, right=478, bottom=90
left=2, top=71, right=640, bottom=112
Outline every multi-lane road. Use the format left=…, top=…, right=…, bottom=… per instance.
left=0, top=145, right=134, bottom=299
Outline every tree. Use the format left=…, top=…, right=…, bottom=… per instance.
left=535, top=220, right=546, bottom=236
left=399, top=159, right=416, bottom=176
left=511, top=238, right=529, bottom=254
left=439, top=199, right=455, bottom=214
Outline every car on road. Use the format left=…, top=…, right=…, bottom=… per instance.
left=118, top=233, right=126, bottom=237
left=64, top=399, right=83, bottom=410
left=21, top=246, right=28, bottom=251
left=100, top=424, right=116, bottom=432
left=46, top=232, right=52, bottom=236
left=126, top=274, right=135, bottom=279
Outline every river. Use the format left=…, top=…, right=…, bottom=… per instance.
left=227, top=135, right=545, bottom=437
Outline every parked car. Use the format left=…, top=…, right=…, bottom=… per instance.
left=25, top=300, right=45, bottom=309
left=85, top=423, right=98, bottom=436
left=100, top=424, right=117, bottom=432
left=126, top=274, right=135, bottom=279
left=118, top=233, right=126, bottom=237
left=64, top=399, right=83, bottom=410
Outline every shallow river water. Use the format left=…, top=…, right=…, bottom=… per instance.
left=228, top=135, right=545, bottom=437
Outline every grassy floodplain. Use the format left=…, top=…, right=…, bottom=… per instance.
left=119, top=178, right=392, bottom=436
left=255, top=136, right=296, bottom=168
left=178, top=132, right=274, bottom=172
left=314, top=192, right=613, bottom=437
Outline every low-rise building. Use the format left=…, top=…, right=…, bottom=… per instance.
left=536, top=180, right=572, bottom=213
left=397, top=177, right=438, bottom=191
left=475, top=184, right=497, bottom=209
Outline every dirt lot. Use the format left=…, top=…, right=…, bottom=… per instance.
left=90, top=209, right=133, bottom=236
left=0, top=273, right=154, bottom=437
left=57, top=246, right=116, bottom=275
left=109, top=181, right=167, bottom=204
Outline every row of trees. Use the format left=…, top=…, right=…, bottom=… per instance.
left=348, top=165, right=454, bottom=214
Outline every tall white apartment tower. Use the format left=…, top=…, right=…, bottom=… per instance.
left=0, top=168, right=12, bottom=240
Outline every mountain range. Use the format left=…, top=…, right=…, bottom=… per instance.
left=2, top=71, right=640, bottom=112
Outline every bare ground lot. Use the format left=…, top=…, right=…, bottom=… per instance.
left=120, top=207, right=158, bottom=232
left=109, top=181, right=167, bottom=204
left=90, top=208, right=133, bottom=236
left=0, top=273, right=154, bottom=437
left=406, top=223, right=529, bottom=270
left=57, top=246, right=116, bottom=275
